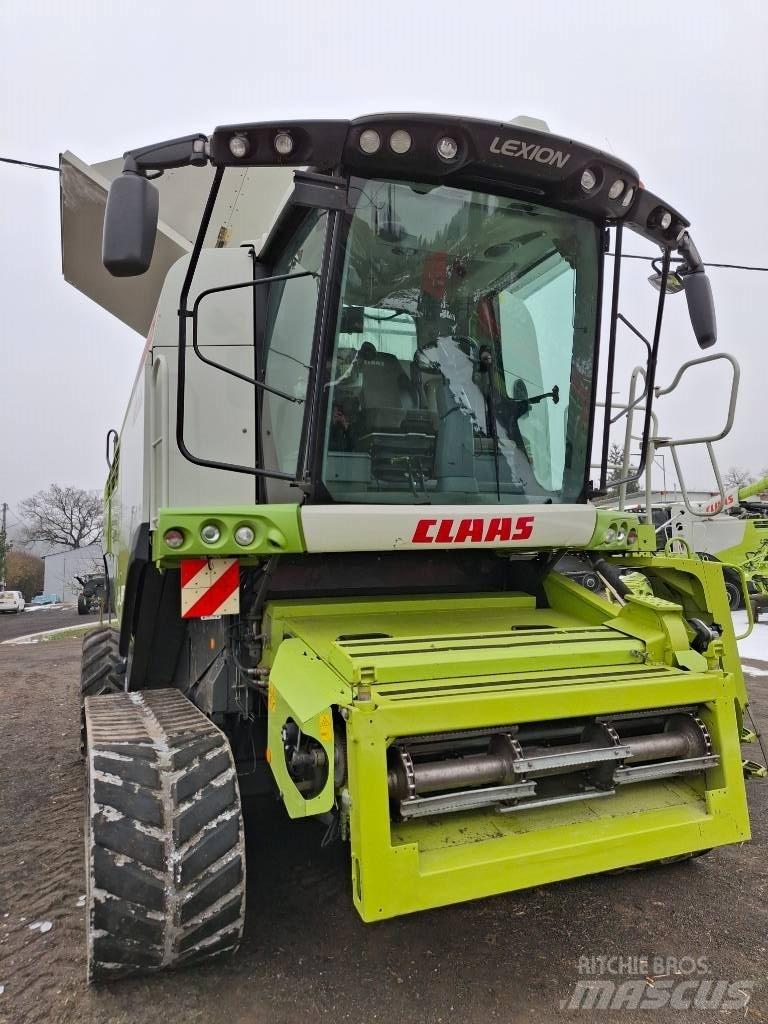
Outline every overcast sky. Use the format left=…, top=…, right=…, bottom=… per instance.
left=1, top=0, right=767, bottom=527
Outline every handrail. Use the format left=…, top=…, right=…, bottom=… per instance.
left=653, top=352, right=739, bottom=517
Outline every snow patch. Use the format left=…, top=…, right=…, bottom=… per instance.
left=733, top=611, right=768, bottom=664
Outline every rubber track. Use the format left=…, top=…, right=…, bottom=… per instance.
left=80, top=627, right=124, bottom=699
left=84, top=689, right=245, bottom=982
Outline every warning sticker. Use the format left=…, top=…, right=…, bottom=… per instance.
left=180, top=558, right=240, bottom=619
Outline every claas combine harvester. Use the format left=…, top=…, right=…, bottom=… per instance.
left=59, top=113, right=757, bottom=981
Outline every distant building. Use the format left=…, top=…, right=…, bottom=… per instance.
left=42, top=544, right=102, bottom=603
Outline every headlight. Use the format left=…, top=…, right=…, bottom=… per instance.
left=359, top=129, right=381, bottom=154
left=163, top=528, right=185, bottom=549
left=436, top=137, right=459, bottom=160
left=234, top=525, right=255, bottom=546
left=229, top=134, right=249, bottom=159
left=201, top=524, right=221, bottom=544
left=621, top=187, right=635, bottom=208
left=389, top=129, right=412, bottom=154
left=273, top=131, right=294, bottom=156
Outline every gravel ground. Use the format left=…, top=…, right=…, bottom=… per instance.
left=0, top=638, right=765, bottom=1024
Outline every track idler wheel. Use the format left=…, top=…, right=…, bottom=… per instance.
left=83, top=689, right=246, bottom=982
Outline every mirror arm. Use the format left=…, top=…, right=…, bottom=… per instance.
left=121, top=133, right=210, bottom=175
left=676, top=231, right=704, bottom=274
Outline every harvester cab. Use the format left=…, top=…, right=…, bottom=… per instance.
left=63, top=114, right=755, bottom=982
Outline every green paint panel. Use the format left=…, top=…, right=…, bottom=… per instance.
left=153, top=504, right=305, bottom=562
left=260, top=554, right=751, bottom=922
left=269, top=637, right=351, bottom=724
left=585, top=509, right=655, bottom=551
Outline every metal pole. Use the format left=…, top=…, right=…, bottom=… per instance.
left=0, top=502, right=7, bottom=589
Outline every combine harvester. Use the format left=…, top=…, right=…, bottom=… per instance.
left=659, top=478, right=768, bottom=609
left=60, top=114, right=760, bottom=981
left=607, top=417, right=768, bottom=610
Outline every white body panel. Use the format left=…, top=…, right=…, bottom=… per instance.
left=667, top=506, right=748, bottom=555
left=110, top=245, right=262, bottom=600
left=299, top=504, right=597, bottom=552
left=60, top=151, right=294, bottom=335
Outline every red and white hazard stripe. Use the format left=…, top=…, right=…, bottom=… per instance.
left=180, top=558, right=240, bottom=619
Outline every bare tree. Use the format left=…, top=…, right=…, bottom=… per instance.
left=606, top=443, right=640, bottom=495
left=19, top=485, right=103, bottom=550
left=723, top=467, right=754, bottom=490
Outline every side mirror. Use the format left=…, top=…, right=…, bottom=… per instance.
left=102, top=172, right=159, bottom=277
left=683, top=272, right=717, bottom=349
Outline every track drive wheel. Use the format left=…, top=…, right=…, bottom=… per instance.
left=80, top=627, right=124, bottom=755
left=83, top=689, right=246, bottom=982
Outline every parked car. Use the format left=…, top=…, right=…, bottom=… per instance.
left=0, top=590, right=26, bottom=613
left=30, top=593, right=59, bottom=606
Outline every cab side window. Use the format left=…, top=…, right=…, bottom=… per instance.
left=261, top=212, right=328, bottom=478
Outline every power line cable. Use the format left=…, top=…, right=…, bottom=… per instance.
left=608, top=252, right=768, bottom=272
left=0, top=156, right=59, bottom=172
left=2, top=155, right=768, bottom=272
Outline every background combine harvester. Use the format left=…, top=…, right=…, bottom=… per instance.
left=601, top=382, right=768, bottom=610
left=60, top=114, right=759, bottom=982
left=659, top=478, right=768, bottom=609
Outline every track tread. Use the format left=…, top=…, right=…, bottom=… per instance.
left=84, top=689, right=245, bottom=983
left=80, top=627, right=124, bottom=698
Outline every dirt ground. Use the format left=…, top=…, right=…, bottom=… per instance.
left=0, top=639, right=766, bottom=1024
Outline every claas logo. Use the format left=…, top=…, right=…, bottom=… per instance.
left=411, top=516, right=535, bottom=544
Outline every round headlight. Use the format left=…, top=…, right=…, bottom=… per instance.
left=659, top=211, right=672, bottom=230
left=621, top=187, right=635, bottom=208
left=389, top=129, right=412, bottom=154
left=234, top=525, right=255, bottom=546
left=436, top=137, right=459, bottom=161
left=201, top=524, right=221, bottom=544
left=615, top=529, right=626, bottom=543
left=580, top=168, right=598, bottom=192
left=359, top=129, right=381, bottom=154
left=603, top=527, right=617, bottom=544
left=273, top=132, right=294, bottom=156
left=608, top=178, right=625, bottom=200
left=164, top=528, right=185, bottom=550
left=229, top=134, right=249, bottom=159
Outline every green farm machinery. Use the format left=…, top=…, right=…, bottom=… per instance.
left=60, top=114, right=756, bottom=981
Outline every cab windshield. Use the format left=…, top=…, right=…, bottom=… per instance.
left=320, top=178, right=600, bottom=504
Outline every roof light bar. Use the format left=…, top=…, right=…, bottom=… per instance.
left=119, top=116, right=690, bottom=248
